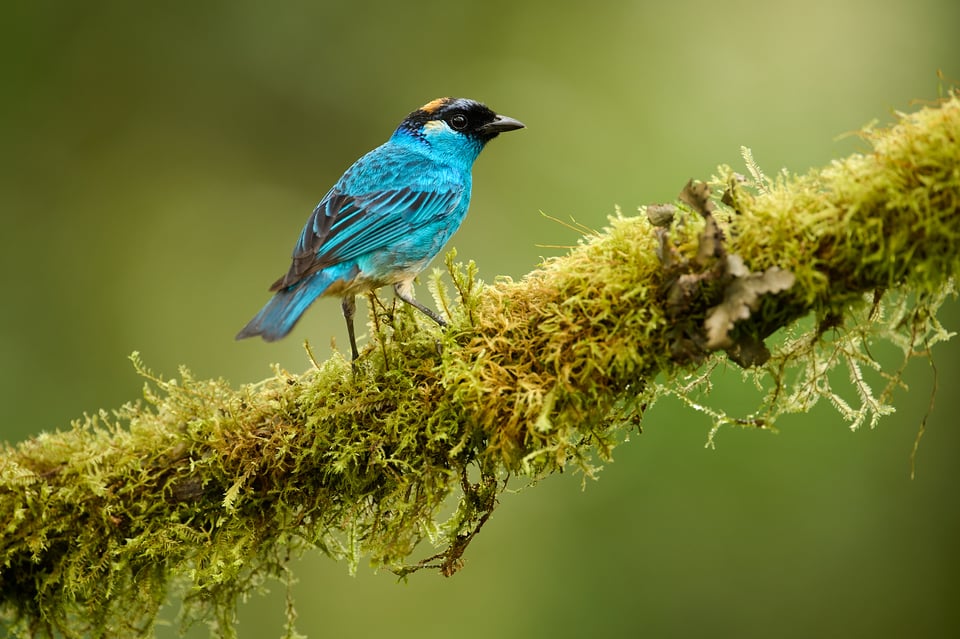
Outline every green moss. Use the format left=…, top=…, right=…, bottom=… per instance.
left=1, top=92, right=958, bottom=638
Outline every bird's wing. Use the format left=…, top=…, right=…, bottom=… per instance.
left=270, top=157, right=464, bottom=292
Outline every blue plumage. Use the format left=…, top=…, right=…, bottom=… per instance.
left=236, top=97, right=524, bottom=358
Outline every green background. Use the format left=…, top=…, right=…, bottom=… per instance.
left=2, top=1, right=958, bottom=637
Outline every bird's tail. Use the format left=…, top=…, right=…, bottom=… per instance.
left=236, top=269, right=340, bottom=342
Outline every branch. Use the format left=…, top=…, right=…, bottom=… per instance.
left=2, top=93, right=958, bottom=639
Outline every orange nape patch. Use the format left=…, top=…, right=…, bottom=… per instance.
left=419, top=97, right=452, bottom=114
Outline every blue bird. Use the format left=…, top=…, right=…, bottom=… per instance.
left=236, top=97, right=524, bottom=359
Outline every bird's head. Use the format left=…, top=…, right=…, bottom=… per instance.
left=392, top=97, right=524, bottom=164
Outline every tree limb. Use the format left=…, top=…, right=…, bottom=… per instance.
left=1, top=93, right=958, bottom=638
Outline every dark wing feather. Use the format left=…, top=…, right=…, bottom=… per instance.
left=270, top=182, right=463, bottom=292
left=321, top=188, right=459, bottom=261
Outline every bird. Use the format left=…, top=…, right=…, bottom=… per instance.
left=236, top=97, right=524, bottom=359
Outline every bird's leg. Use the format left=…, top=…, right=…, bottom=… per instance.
left=341, top=295, right=360, bottom=360
left=394, top=282, right=447, bottom=327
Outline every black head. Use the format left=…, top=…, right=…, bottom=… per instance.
left=398, top=97, right=524, bottom=143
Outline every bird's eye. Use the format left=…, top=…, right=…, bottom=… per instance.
left=448, top=113, right=468, bottom=131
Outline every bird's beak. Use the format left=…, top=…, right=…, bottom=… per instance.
left=480, top=114, right=525, bottom=135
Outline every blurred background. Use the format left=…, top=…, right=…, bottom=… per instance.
left=2, top=1, right=959, bottom=637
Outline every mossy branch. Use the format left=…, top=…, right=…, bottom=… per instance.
left=2, top=93, right=959, bottom=638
